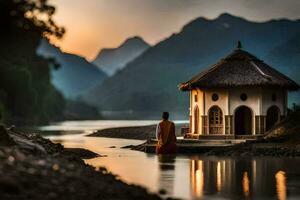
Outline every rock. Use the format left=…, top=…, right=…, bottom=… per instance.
left=121, top=145, right=134, bottom=149
left=63, top=148, right=99, bottom=159
left=0, top=125, right=14, bottom=146
left=0, top=177, right=20, bottom=194
left=158, top=189, right=167, bottom=195
left=0, top=125, right=162, bottom=200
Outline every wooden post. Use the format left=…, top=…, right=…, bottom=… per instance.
left=225, top=115, right=233, bottom=135
left=201, top=115, right=208, bottom=135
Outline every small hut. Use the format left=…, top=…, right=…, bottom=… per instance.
left=179, top=42, right=299, bottom=139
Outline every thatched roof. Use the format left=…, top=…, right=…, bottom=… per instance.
left=179, top=44, right=300, bottom=91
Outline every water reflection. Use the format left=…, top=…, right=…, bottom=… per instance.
left=276, top=171, right=286, bottom=200
left=158, top=155, right=176, bottom=194
left=190, top=160, right=204, bottom=198
left=242, top=171, right=250, bottom=197
left=44, top=128, right=300, bottom=200
left=217, top=161, right=221, bottom=192
left=188, top=157, right=299, bottom=199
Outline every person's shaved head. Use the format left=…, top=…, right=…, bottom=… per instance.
left=162, top=112, right=169, bottom=120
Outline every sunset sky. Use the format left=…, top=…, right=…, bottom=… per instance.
left=50, top=0, right=300, bottom=60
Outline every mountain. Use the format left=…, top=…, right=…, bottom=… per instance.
left=37, top=40, right=107, bottom=98
left=265, top=34, right=300, bottom=105
left=84, top=13, right=300, bottom=119
left=93, top=36, right=150, bottom=76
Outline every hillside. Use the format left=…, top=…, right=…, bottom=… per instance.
left=37, top=40, right=107, bottom=98
left=265, top=104, right=300, bottom=143
left=93, top=36, right=150, bottom=76
left=84, top=13, right=300, bottom=119
left=265, top=34, right=300, bottom=105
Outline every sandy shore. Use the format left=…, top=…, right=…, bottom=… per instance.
left=0, top=125, right=163, bottom=200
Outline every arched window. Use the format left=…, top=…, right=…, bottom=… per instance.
left=194, top=106, right=199, bottom=134
left=209, top=106, right=223, bottom=134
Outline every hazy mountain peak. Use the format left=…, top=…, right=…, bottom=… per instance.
left=119, top=36, right=149, bottom=48
left=93, top=36, right=150, bottom=76
left=183, top=13, right=248, bottom=30
left=217, top=13, right=237, bottom=20
left=37, top=40, right=107, bottom=98
left=85, top=13, right=300, bottom=117
left=215, top=13, right=248, bottom=24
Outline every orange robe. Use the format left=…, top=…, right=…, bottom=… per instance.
left=156, top=120, right=177, bottom=154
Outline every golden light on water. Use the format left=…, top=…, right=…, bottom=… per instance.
left=191, top=160, right=204, bottom=198
left=195, top=161, right=204, bottom=197
left=242, top=171, right=250, bottom=197
left=217, top=161, right=221, bottom=192
left=275, top=171, right=287, bottom=200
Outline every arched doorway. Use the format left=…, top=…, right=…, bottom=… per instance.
left=209, top=106, right=223, bottom=134
left=266, top=106, right=280, bottom=131
left=234, top=106, right=252, bottom=135
left=194, top=106, right=199, bottom=134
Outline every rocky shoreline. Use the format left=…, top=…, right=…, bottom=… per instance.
left=90, top=115, right=300, bottom=157
left=204, top=141, right=300, bottom=157
left=88, top=124, right=300, bottom=157
left=0, top=125, right=162, bottom=200
left=123, top=139, right=300, bottom=157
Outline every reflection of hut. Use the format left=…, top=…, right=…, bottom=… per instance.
left=189, top=158, right=290, bottom=199
left=180, top=42, right=299, bottom=139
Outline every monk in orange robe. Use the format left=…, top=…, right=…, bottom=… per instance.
left=156, top=112, right=177, bottom=154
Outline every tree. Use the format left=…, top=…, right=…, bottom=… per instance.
left=0, top=0, right=66, bottom=125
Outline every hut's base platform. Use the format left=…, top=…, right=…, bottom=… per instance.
left=144, top=138, right=252, bottom=153
left=184, top=133, right=265, bottom=140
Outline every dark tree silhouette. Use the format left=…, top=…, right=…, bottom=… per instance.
left=0, top=0, right=66, bottom=125
left=0, top=0, right=65, bottom=38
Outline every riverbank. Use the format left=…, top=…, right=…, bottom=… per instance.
left=88, top=124, right=300, bottom=157
left=124, top=138, right=300, bottom=157
left=123, top=116, right=300, bottom=156
left=89, top=125, right=157, bottom=140
left=91, top=109, right=300, bottom=157
left=0, top=125, right=162, bottom=200
left=88, top=124, right=184, bottom=140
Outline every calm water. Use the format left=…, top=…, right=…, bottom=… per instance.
left=40, top=120, right=300, bottom=200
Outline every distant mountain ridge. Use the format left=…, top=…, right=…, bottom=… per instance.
left=93, top=36, right=150, bottom=76
left=265, top=34, right=300, bottom=105
left=84, top=13, right=300, bottom=118
left=37, top=40, right=107, bottom=98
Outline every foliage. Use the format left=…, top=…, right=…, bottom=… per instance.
left=0, top=0, right=65, bottom=125
left=287, top=103, right=300, bottom=125
left=265, top=104, right=300, bottom=142
left=0, top=0, right=65, bottom=39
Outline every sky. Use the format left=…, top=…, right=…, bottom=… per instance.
left=50, top=0, right=300, bottom=61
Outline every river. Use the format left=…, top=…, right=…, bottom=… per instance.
left=39, top=120, right=300, bottom=200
